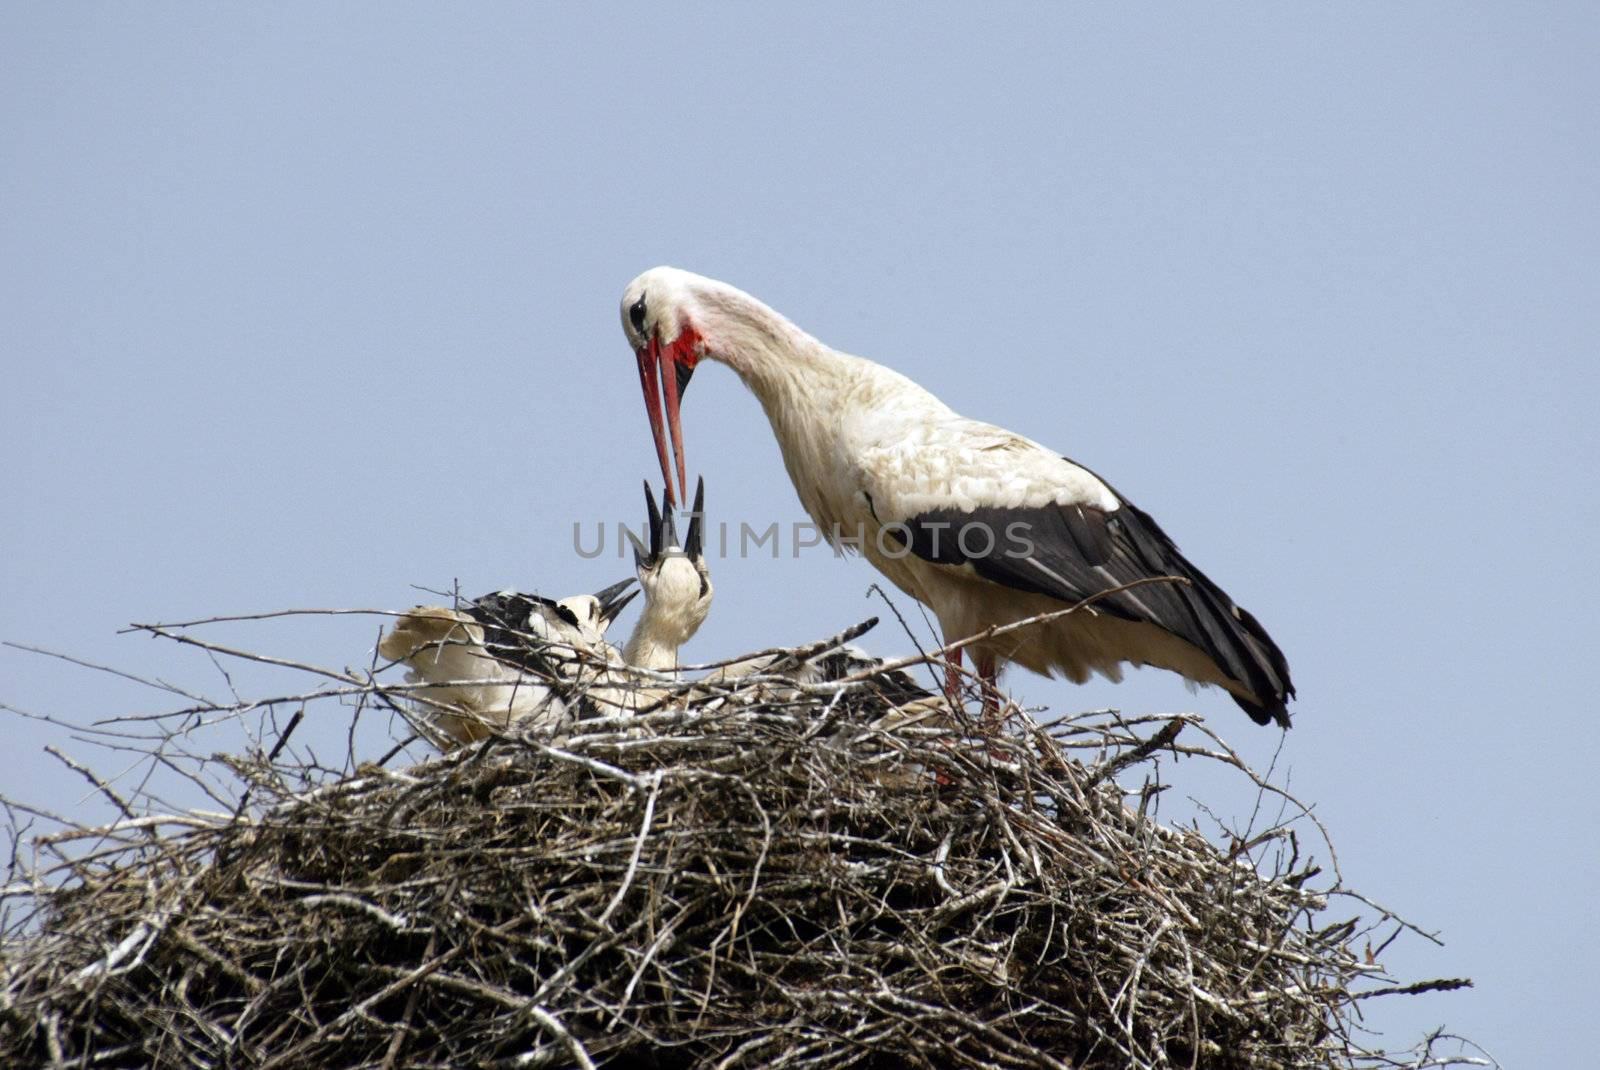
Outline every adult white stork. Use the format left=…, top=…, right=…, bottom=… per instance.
left=620, top=268, right=1295, bottom=728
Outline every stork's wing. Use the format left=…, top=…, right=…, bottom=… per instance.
left=854, top=420, right=1294, bottom=726
left=464, top=592, right=568, bottom=679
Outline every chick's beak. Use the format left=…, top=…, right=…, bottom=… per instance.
left=591, top=577, right=639, bottom=626
left=684, top=476, right=706, bottom=562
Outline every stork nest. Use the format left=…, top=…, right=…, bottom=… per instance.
left=0, top=616, right=1480, bottom=1070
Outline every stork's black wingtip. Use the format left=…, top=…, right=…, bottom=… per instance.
left=1236, top=692, right=1292, bottom=729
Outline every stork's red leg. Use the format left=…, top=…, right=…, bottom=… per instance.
left=944, top=647, right=965, bottom=704
left=945, top=648, right=1003, bottom=730
left=977, top=652, right=1000, bottom=728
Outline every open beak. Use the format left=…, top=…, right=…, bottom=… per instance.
left=592, top=577, right=639, bottom=626
left=684, top=476, right=705, bottom=562
left=635, top=333, right=695, bottom=506
left=627, top=481, right=682, bottom=569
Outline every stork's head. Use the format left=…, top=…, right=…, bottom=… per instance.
left=503, top=581, right=636, bottom=654
left=625, top=478, right=713, bottom=649
left=553, top=577, right=639, bottom=646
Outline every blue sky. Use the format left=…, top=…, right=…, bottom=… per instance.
left=3, top=5, right=1595, bottom=1065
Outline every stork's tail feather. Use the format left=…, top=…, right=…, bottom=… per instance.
left=1112, top=500, right=1295, bottom=729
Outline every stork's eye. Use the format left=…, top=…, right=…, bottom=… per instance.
left=629, top=296, right=648, bottom=334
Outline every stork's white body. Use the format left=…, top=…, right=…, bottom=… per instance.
left=738, top=349, right=1228, bottom=693
left=621, top=268, right=1294, bottom=726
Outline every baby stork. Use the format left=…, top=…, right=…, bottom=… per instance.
left=622, top=478, right=713, bottom=674
left=379, top=481, right=714, bottom=741
left=379, top=580, right=638, bottom=746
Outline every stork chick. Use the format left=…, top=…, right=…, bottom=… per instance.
left=622, top=478, right=713, bottom=674
left=379, top=579, right=636, bottom=746
left=380, top=477, right=715, bottom=737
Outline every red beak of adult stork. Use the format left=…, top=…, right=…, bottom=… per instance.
left=634, top=328, right=699, bottom=507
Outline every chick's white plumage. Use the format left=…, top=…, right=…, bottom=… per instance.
left=379, top=483, right=715, bottom=741
left=378, top=581, right=637, bottom=746
left=622, top=478, right=712, bottom=673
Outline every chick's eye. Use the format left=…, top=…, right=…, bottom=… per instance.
left=629, top=296, right=648, bottom=334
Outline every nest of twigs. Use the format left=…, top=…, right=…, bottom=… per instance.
left=1, top=615, right=1477, bottom=1070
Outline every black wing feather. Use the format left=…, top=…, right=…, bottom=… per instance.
left=889, top=475, right=1295, bottom=727
left=463, top=592, right=565, bottom=679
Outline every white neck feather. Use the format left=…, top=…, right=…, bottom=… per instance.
left=621, top=627, right=681, bottom=674
left=620, top=556, right=709, bottom=673
left=690, top=280, right=942, bottom=529
left=696, top=285, right=850, bottom=410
